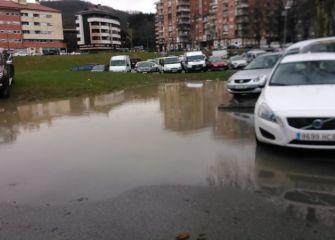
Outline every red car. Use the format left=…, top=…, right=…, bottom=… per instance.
left=206, top=56, right=229, bottom=71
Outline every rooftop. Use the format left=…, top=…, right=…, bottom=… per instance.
left=0, top=0, right=60, bottom=13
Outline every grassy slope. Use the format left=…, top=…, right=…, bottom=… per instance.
left=11, top=52, right=233, bottom=102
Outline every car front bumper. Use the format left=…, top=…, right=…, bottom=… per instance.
left=255, top=115, right=335, bottom=149
left=227, top=83, right=262, bottom=94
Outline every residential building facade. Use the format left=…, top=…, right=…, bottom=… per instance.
left=0, top=0, right=66, bottom=54
left=155, top=0, right=279, bottom=50
left=75, top=9, right=121, bottom=51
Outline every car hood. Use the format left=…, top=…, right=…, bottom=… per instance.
left=231, top=60, right=247, bottom=65
left=231, top=69, right=272, bottom=80
left=264, top=85, right=335, bottom=116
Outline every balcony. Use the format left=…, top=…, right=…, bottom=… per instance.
left=177, top=19, right=191, bottom=25
left=177, top=6, right=190, bottom=14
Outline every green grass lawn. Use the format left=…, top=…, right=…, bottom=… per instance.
left=10, top=52, right=233, bottom=102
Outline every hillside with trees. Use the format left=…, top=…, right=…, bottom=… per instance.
left=41, top=0, right=155, bottom=49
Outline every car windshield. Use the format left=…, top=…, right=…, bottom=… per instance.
left=209, top=56, right=222, bottom=62
left=231, top=56, right=242, bottom=61
left=138, top=62, right=152, bottom=67
left=164, top=57, right=179, bottom=64
left=111, top=60, right=126, bottom=66
left=187, top=55, right=205, bottom=62
left=245, top=54, right=281, bottom=70
left=270, top=60, right=335, bottom=86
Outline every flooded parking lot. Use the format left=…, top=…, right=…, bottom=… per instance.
left=1, top=81, right=335, bottom=239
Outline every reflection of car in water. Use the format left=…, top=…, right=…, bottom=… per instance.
left=255, top=146, right=335, bottom=224
left=0, top=127, right=16, bottom=144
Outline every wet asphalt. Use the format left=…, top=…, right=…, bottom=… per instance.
left=1, top=185, right=335, bottom=240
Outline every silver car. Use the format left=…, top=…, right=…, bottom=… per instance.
left=227, top=53, right=282, bottom=96
left=136, top=61, right=157, bottom=73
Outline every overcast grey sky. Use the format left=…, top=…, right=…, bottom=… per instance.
left=29, top=0, right=156, bottom=13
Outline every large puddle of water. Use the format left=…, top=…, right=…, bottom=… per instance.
left=1, top=81, right=335, bottom=225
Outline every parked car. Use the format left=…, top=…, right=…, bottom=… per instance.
left=285, top=36, right=335, bottom=55
left=136, top=61, right=157, bottom=73
left=212, top=49, right=228, bottom=59
left=109, top=55, right=131, bottom=72
left=72, top=64, right=97, bottom=71
left=245, top=49, right=267, bottom=63
left=206, top=56, right=229, bottom=71
left=227, top=53, right=282, bottom=96
left=162, top=56, right=182, bottom=73
left=255, top=53, right=335, bottom=149
left=0, top=50, right=14, bottom=98
left=13, top=51, right=27, bottom=57
left=147, top=59, right=163, bottom=72
left=229, top=55, right=248, bottom=69
left=182, top=51, right=207, bottom=72
left=91, top=65, right=108, bottom=72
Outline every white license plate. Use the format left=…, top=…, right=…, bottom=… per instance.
left=296, top=133, right=335, bottom=141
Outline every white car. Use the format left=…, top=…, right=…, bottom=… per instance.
left=227, top=53, right=282, bottom=96
left=229, top=55, right=248, bottom=69
left=255, top=53, right=335, bottom=149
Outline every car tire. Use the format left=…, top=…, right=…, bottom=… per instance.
left=0, top=79, right=11, bottom=99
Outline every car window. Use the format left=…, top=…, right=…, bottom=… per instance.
left=270, top=60, right=335, bottom=86
left=187, top=55, right=205, bottom=62
left=245, top=54, right=281, bottom=70
left=164, top=57, right=179, bottom=64
left=138, top=62, right=151, bottom=67
left=231, top=56, right=242, bottom=61
left=111, top=60, right=126, bottom=66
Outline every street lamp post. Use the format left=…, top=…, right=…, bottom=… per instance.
left=283, top=0, right=293, bottom=45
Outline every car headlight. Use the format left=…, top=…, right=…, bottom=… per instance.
left=258, top=103, right=277, bottom=123
left=253, top=75, right=267, bottom=83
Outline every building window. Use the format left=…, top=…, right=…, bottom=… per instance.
left=21, top=12, right=28, bottom=17
left=22, top=21, right=29, bottom=25
left=22, top=30, right=30, bottom=34
left=33, top=14, right=40, bottom=18
left=34, top=22, right=40, bottom=26
left=92, top=36, right=100, bottom=40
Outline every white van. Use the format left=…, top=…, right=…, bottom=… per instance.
left=162, top=56, right=182, bottom=73
left=109, top=55, right=131, bottom=72
left=182, top=51, right=207, bottom=72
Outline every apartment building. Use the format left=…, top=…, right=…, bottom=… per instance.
left=156, top=0, right=267, bottom=50
left=155, top=0, right=192, bottom=51
left=0, top=0, right=66, bottom=54
left=76, top=9, right=121, bottom=51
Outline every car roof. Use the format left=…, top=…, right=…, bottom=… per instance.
left=259, top=52, right=283, bottom=57
left=285, top=37, right=335, bottom=55
left=281, top=53, right=335, bottom=64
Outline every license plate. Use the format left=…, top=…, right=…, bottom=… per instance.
left=232, top=85, right=249, bottom=89
left=296, top=133, right=335, bottom=141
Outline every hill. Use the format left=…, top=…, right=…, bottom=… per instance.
left=41, top=0, right=155, bottom=49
